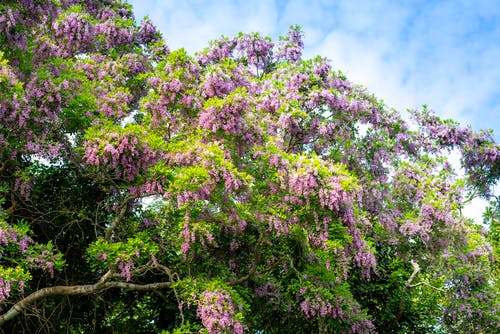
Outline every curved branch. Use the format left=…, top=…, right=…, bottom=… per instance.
left=0, top=280, right=171, bottom=326
left=405, top=259, right=420, bottom=288
left=391, top=259, right=446, bottom=330
left=405, top=259, right=447, bottom=292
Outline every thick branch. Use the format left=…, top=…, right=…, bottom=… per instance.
left=405, top=260, right=446, bottom=292
left=405, top=259, right=420, bottom=288
left=0, top=280, right=171, bottom=325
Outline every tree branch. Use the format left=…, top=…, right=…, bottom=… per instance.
left=405, top=259, right=420, bottom=288
left=391, top=259, right=448, bottom=330
left=0, top=280, right=171, bottom=325
left=104, top=196, right=132, bottom=241
left=405, top=259, right=447, bottom=292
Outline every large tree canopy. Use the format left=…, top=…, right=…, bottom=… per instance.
left=0, top=1, right=499, bottom=333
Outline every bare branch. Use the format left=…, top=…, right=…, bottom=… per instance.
left=405, top=259, right=447, bottom=292
left=0, top=280, right=171, bottom=325
left=405, top=259, right=420, bottom=288
left=391, top=259, right=445, bottom=330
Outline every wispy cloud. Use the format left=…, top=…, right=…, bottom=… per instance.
left=132, top=0, right=279, bottom=52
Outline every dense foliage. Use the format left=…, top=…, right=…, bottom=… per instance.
left=0, top=1, right=499, bottom=333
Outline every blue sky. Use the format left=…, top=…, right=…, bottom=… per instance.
left=128, top=0, right=500, bottom=222
left=129, top=0, right=500, bottom=142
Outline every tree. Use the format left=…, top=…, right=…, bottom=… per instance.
left=0, top=1, right=499, bottom=333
